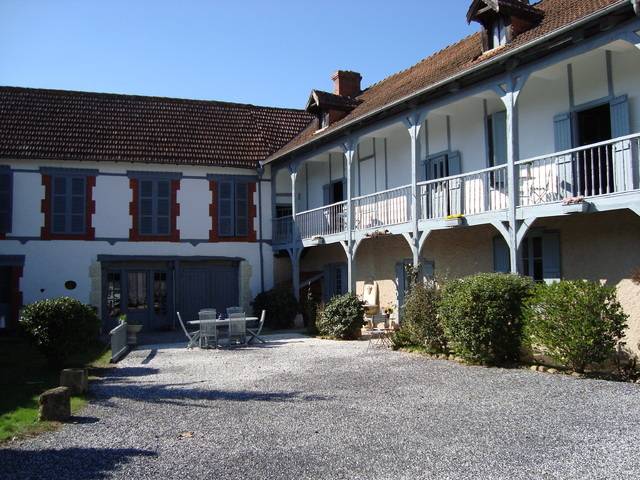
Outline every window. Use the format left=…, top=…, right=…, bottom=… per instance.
left=493, top=231, right=561, bottom=283
left=127, top=272, right=148, bottom=311
left=51, top=175, right=87, bottom=235
left=487, top=111, right=507, bottom=167
left=106, top=272, right=122, bottom=318
left=489, top=18, right=507, bottom=49
left=153, top=272, right=168, bottom=315
left=323, top=263, right=347, bottom=301
left=213, top=178, right=255, bottom=240
left=275, top=205, right=292, bottom=218
left=0, top=169, right=11, bottom=235
left=139, top=179, right=171, bottom=236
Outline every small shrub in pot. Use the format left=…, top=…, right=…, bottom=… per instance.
left=439, top=273, right=533, bottom=365
left=19, top=297, right=101, bottom=366
left=523, top=280, right=628, bottom=373
left=317, top=293, right=365, bottom=340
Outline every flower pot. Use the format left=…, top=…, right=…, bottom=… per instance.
left=444, top=217, right=463, bottom=227
left=562, top=202, right=589, bottom=214
left=126, top=324, right=143, bottom=345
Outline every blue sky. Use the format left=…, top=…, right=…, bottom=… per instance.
left=0, top=1, right=477, bottom=109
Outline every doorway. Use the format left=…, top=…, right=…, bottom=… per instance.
left=575, top=103, right=613, bottom=196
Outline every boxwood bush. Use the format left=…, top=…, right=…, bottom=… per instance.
left=19, top=297, right=101, bottom=366
left=396, top=280, right=446, bottom=353
left=252, top=287, right=300, bottom=330
left=524, top=280, right=628, bottom=373
left=316, top=293, right=365, bottom=340
left=439, top=273, right=533, bottom=365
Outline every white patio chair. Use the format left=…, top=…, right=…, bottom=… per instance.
left=226, top=306, right=243, bottom=316
left=177, top=311, right=199, bottom=349
left=247, top=310, right=267, bottom=344
left=228, top=312, right=247, bottom=346
left=199, top=309, right=218, bottom=348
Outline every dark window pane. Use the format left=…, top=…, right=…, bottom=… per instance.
left=157, top=181, right=170, bottom=198
left=0, top=174, right=9, bottom=191
left=71, top=215, right=84, bottom=233
left=53, top=176, right=66, bottom=194
left=220, top=182, right=232, bottom=198
left=140, top=199, right=153, bottom=216
left=533, top=237, right=543, bottom=258
left=153, top=272, right=167, bottom=314
left=53, top=214, right=66, bottom=233
left=219, top=218, right=232, bottom=235
left=157, top=216, right=169, bottom=234
left=71, top=177, right=85, bottom=195
left=157, top=199, right=169, bottom=216
left=220, top=201, right=232, bottom=216
left=127, top=272, right=147, bottom=310
left=140, top=216, right=153, bottom=235
left=140, top=180, right=153, bottom=197
left=71, top=195, right=84, bottom=215
left=533, top=259, right=543, bottom=282
left=53, top=195, right=66, bottom=214
left=106, top=272, right=121, bottom=317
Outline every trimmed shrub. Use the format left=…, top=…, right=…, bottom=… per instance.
left=301, top=288, right=320, bottom=335
left=252, top=288, right=300, bottom=330
left=317, top=293, right=365, bottom=340
left=19, top=297, right=101, bottom=366
left=398, top=280, right=446, bottom=353
left=439, top=273, right=533, bottom=365
left=524, top=280, right=628, bottom=373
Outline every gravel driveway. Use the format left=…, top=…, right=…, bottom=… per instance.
left=4, top=333, right=640, bottom=480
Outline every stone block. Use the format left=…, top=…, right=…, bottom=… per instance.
left=39, top=387, right=71, bottom=421
left=60, top=368, right=88, bottom=395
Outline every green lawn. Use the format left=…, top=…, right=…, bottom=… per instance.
left=0, top=336, right=111, bottom=443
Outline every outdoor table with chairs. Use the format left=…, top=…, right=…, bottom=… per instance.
left=177, top=308, right=266, bottom=349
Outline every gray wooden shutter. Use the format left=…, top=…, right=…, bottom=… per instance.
left=610, top=95, right=633, bottom=192
left=491, top=111, right=508, bottom=166
left=422, top=260, right=435, bottom=279
left=542, top=231, right=561, bottom=284
left=139, top=179, right=154, bottom=235
left=447, top=151, right=463, bottom=215
left=52, top=176, right=67, bottom=234
left=156, top=180, right=170, bottom=235
left=69, top=176, right=86, bottom=234
left=323, top=265, right=334, bottom=302
left=554, top=113, right=574, bottom=199
left=235, top=182, right=249, bottom=237
left=322, top=184, right=331, bottom=206
left=395, top=261, right=406, bottom=316
left=493, top=236, right=510, bottom=273
left=0, top=171, right=11, bottom=233
left=218, top=180, right=234, bottom=237
left=339, top=264, right=348, bottom=295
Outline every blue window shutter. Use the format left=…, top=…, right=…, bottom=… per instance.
left=0, top=171, right=11, bottom=233
left=156, top=180, right=170, bottom=235
left=322, top=184, right=331, bottom=205
left=139, top=179, right=154, bottom=235
left=447, top=151, right=462, bottom=176
left=70, top=177, right=85, bottom=234
left=395, top=262, right=406, bottom=317
left=610, top=95, right=630, bottom=137
left=447, top=151, right=463, bottom=215
left=491, top=111, right=508, bottom=166
left=323, top=265, right=334, bottom=302
left=542, top=231, right=561, bottom=284
left=553, top=113, right=573, bottom=151
left=554, top=113, right=574, bottom=198
left=218, top=181, right=234, bottom=237
left=339, top=264, right=347, bottom=295
left=235, top=182, right=249, bottom=237
left=493, top=236, right=510, bottom=273
left=422, top=260, right=435, bottom=279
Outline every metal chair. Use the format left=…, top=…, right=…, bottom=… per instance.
left=247, top=310, right=266, bottom=344
left=228, top=312, right=247, bottom=346
left=199, top=309, right=218, bottom=348
left=226, top=306, right=243, bottom=316
left=177, top=311, right=199, bottom=349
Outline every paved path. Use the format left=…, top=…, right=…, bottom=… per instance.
left=4, top=334, right=640, bottom=479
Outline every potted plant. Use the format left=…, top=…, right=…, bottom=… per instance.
left=562, top=196, right=589, bottom=214
left=444, top=214, right=464, bottom=227
left=122, top=314, right=143, bottom=346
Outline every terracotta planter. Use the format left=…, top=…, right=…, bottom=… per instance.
left=126, top=324, right=143, bottom=345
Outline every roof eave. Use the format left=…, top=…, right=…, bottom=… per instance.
left=264, top=0, right=629, bottom=166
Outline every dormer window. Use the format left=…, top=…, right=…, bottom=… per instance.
left=319, top=111, right=330, bottom=130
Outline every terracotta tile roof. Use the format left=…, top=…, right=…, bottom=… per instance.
left=266, top=0, right=626, bottom=163
left=306, top=90, right=361, bottom=112
left=0, top=87, right=313, bottom=168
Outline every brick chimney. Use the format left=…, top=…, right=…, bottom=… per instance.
left=331, top=70, right=362, bottom=98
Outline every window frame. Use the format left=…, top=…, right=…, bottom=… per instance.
left=208, top=175, right=257, bottom=242
left=0, top=167, right=13, bottom=236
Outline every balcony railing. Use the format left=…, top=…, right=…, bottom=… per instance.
left=296, top=200, right=347, bottom=240
left=352, top=185, right=411, bottom=230
left=516, top=133, right=640, bottom=206
left=418, top=164, right=509, bottom=220
left=272, top=215, right=293, bottom=244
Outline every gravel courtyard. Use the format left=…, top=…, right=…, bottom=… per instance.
left=4, top=333, right=640, bottom=480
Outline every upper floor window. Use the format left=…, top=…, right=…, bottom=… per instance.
left=209, top=176, right=256, bottom=241
left=41, top=169, right=96, bottom=240
left=0, top=168, right=12, bottom=235
left=128, top=173, right=180, bottom=242
left=489, top=18, right=507, bottom=50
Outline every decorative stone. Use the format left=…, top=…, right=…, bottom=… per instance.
left=60, top=368, right=88, bottom=395
left=571, top=372, right=583, bottom=378
left=530, top=365, right=538, bottom=371
left=538, top=366, right=548, bottom=372
left=547, top=368, right=558, bottom=374
left=39, top=387, right=71, bottom=421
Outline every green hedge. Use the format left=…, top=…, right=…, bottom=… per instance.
left=19, top=297, right=101, bottom=366
left=395, top=280, right=446, bottom=353
left=439, top=273, right=533, bottom=365
left=524, top=280, right=628, bottom=373
left=316, top=293, right=365, bottom=340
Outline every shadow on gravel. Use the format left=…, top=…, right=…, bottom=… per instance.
left=1, top=447, right=156, bottom=480
left=95, top=381, right=331, bottom=407
left=91, top=367, right=160, bottom=380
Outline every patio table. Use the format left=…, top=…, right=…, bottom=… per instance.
left=188, top=317, right=259, bottom=348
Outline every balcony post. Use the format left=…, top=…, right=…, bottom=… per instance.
left=343, top=140, right=357, bottom=293
left=496, top=74, right=528, bottom=274
left=404, top=110, right=427, bottom=267
left=289, top=162, right=301, bottom=300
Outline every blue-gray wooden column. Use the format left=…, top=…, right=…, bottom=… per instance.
left=343, top=141, right=357, bottom=293
left=289, top=163, right=301, bottom=300
left=404, top=111, right=427, bottom=267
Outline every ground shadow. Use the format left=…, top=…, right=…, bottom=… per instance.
left=0, top=447, right=156, bottom=480
left=91, top=366, right=160, bottom=380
